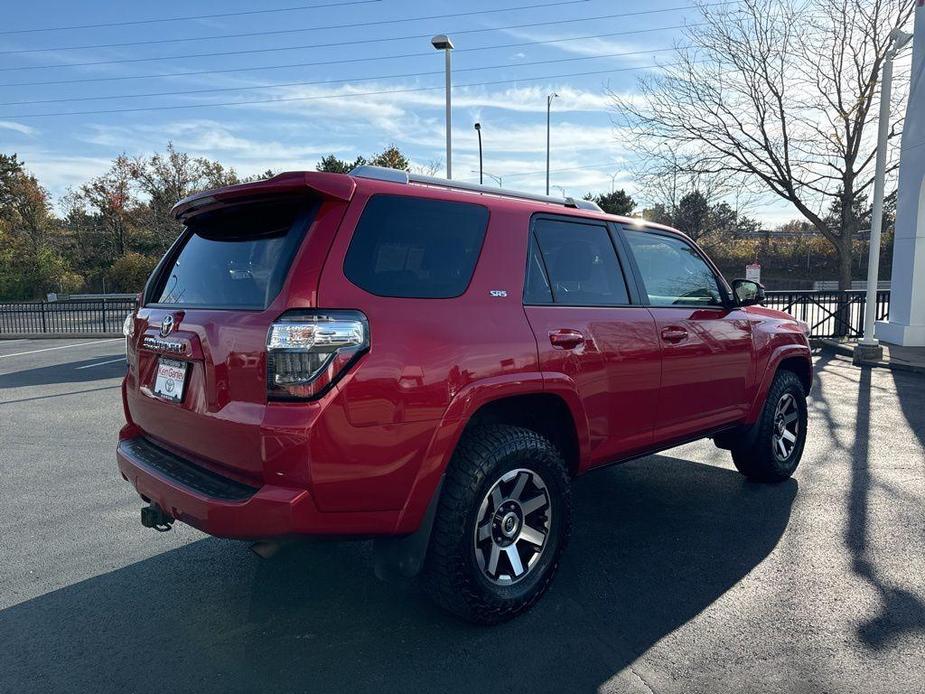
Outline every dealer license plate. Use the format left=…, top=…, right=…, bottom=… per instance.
left=153, top=357, right=187, bottom=402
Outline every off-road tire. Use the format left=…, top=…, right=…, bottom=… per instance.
left=421, top=424, right=572, bottom=624
left=732, top=369, right=808, bottom=482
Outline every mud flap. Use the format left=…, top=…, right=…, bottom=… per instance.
left=373, top=476, right=444, bottom=581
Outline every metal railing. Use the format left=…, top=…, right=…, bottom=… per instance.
left=763, top=289, right=890, bottom=339
left=0, top=291, right=890, bottom=339
left=0, top=298, right=136, bottom=336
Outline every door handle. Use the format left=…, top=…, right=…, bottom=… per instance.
left=660, top=326, right=689, bottom=343
left=549, top=329, right=585, bottom=350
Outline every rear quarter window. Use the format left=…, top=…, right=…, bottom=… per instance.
left=343, top=194, right=489, bottom=299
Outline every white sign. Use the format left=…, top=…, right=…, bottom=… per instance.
left=745, top=263, right=761, bottom=283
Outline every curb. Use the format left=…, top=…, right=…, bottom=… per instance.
left=817, top=339, right=925, bottom=376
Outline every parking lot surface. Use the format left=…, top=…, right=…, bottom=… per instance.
left=0, top=339, right=923, bottom=693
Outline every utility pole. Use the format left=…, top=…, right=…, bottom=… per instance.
left=546, top=93, right=558, bottom=195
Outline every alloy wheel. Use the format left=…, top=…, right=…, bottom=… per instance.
left=473, top=468, right=552, bottom=585
left=772, top=392, right=800, bottom=461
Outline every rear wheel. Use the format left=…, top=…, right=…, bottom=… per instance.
left=422, top=424, right=571, bottom=624
left=732, top=369, right=807, bottom=482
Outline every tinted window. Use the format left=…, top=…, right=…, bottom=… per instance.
left=344, top=195, right=488, bottom=298
left=524, top=236, right=553, bottom=303
left=153, top=199, right=313, bottom=309
left=623, top=230, right=723, bottom=306
left=529, top=219, right=630, bottom=306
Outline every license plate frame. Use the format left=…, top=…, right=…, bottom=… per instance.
left=153, top=357, right=188, bottom=403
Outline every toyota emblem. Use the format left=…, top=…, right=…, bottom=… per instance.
left=160, top=315, right=175, bottom=337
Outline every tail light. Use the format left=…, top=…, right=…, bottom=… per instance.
left=267, top=310, right=368, bottom=400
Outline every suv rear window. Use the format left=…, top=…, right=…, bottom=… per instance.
left=344, top=194, right=488, bottom=298
left=151, top=198, right=314, bottom=310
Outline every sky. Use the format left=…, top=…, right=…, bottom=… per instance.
left=0, top=0, right=799, bottom=224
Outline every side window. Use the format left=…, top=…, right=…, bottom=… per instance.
left=344, top=195, right=489, bottom=299
left=529, top=219, right=630, bottom=306
left=524, top=235, right=553, bottom=303
left=622, top=229, right=723, bottom=306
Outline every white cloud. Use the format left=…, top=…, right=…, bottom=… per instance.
left=0, top=120, right=36, bottom=136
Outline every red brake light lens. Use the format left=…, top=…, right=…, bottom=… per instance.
left=267, top=310, right=368, bottom=400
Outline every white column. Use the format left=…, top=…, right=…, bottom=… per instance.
left=878, top=3, right=925, bottom=346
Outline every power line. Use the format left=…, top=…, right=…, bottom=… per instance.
left=0, top=0, right=383, bottom=36
left=473, top=162, right=624, bottom=180
left=0, top=0, right=597, bottom=55
left=0, top=47, right=676, bottom=106
left=0, top=23, right=698, bottom=88
left=0, top=3, right=723, bottom=69
left=0, top=63, right=665, bottom=119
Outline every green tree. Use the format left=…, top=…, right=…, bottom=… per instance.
left=315, top=154, right=367, bottom=174
left=108, top=252, right=159, bottom=292
left=673, top=190, right=710, bottom=241
left=583, top=189, right=635, bottom=216
left=0, top=154, right=75, bottom=299
left=368, top=145, right=409, bottom=171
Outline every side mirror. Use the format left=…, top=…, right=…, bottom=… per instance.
left=732, top=278, right=765, bottom=307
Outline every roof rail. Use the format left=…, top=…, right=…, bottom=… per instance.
left=349, top=165, right=603, bottom=213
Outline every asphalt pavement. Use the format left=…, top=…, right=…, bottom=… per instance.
left=0, top=339, right=923, bottom=693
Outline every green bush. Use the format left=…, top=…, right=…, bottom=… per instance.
left=108, top=252, right=158, bottom=293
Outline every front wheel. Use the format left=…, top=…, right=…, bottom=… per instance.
left=421, top=424, right=572, bottom=624
left=732, top=369, right=808, bottom=482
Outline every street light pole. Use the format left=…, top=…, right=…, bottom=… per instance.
left=474, top=122, right=482, bottom=185
left=431, top=34, right=455, bottom=179
left=860, top=29, right=913, bottom=356
left=546, top=92, right=558, bottom=195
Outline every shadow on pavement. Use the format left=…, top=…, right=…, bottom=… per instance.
left=0, top=354, right=125, bottom=389
left=847, top=366, right=925, bottom=650
left=0, top=455, right=796, bottom=693
left=893, top=367, right=925, bottom=453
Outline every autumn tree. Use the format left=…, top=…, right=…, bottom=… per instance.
left=0, top=154, right=80, bottom=298
left=613, top=0, right=915, bottom=289
left=128, top=142, right=240, bottom=250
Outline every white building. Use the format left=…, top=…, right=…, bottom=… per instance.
left=878, top=1, right=925, bottom=346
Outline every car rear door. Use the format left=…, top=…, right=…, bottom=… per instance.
left=523, top=215, right=661, bottom=467
left=618, top=227, right=754, bottom=442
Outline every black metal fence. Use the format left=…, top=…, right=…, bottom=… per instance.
left=0, top=298, right=136, bottom=336
left=0, top=291, right=891, bottom=339
left=763, top=289, right=890, bottom=339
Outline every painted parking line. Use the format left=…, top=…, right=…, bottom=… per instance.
left=75, top=357, right=126, bottom=370
left=0, top=338, right=122, bottom=359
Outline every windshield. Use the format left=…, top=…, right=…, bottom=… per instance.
left=151, top=198, right=315, bottom=310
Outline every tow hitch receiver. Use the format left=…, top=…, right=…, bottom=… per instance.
left=140, top=504, right=174, bottom=532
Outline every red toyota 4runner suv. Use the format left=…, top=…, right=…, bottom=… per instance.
left=118, top=165, right=811, bottom=624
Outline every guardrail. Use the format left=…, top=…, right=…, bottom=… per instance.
left=763, top=289, right=890, bottom=339
left=0, top=291, right=890, bottom=339
left=0, top=298, right=136, bottom=337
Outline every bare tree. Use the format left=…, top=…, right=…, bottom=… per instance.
left=613, top=0, right=915, bottom=289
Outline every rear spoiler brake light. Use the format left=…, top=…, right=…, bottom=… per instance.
left=171, top=171, right=356, bottom=222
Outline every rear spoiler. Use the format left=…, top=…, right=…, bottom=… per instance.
left=171, top=171, right=357, bottom=222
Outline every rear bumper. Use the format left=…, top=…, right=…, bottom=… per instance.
left=117, top=437, right=401, bottom=539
